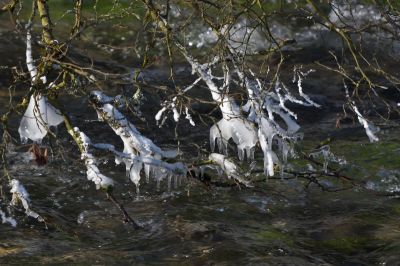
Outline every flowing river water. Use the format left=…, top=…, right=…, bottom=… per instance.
left=1, top=3, right=400, bottom=265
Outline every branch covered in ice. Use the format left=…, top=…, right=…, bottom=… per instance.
left=345, top=84, right=379, bottom=142
left=18, top=94, right=64, bottom=144
left=351, top=104, right=379, bottom=142
left=10, top=179, right=43, bottom=222
left=175, top=40, right=321, bottom=177
left=73, top=128, right=115, bottom=190
left=89, top=91, right=186, bottom=191
left=26, top=31, right=38, bottom=82
left=91, top=91, right=177, bottom=159
left=19, top=30, right=63, bottom=144
left=209, top=153, right=253, bottom=187
left=154, top=75, right=200, bottom=127
left=0, top=209, right=17, bottom=227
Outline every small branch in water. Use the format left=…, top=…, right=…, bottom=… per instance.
left=106, top=191, right=141, bottom=230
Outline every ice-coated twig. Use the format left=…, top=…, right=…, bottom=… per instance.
left=0, top=209, right=17, bottom=227
left=26, top=30, right=38, bottom=82
left=176, top=43, right=259, bottom=163
left=91, top=91, right=178, bottom=159
left=351, top=104, right=379, bottom=142
left=73, top=128, right=114, bottom=190
left=154, top=76, right=201, bottom=126
left=67, top=126, right=139, bottom=228
left=232, top=53, right=314, bottom=176
left=293, top=67, right=321, bottom=108
left=10, top=179, right=44, bottom=222
left=91, top=142, right=186, bottom=174
left=209, top=153, right=253, bottom=187
left=344, top=84, right=379, bottom=142
left=19, top=30, right=64, bottom=144
left=90, top=91, right=186, bottom=191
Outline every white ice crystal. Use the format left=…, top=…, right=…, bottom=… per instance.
left=210, top=118, right=257, bottom=160
left=74, top=128, right=114, bottom=190
left=10, top=179, right=43, bottom=221
left=19, top=30, right=64, bottom=143
left=18, top=94, right=64, bottom=143
left=90, top=91, right=186, bottom=191
left=175, top=41, right=319, bottom=177
left=351, top=104, right=379, bottom=143
left=209, top=153, right=252, bottom=187
left=26, top=31, right=37, bottom=81
left=0, top=209, right=17, bottom=227
left=345, top=84, right=379, bottom=142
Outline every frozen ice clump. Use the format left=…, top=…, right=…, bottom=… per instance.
left=90, top=91, right=187, bottom=192
left=10, top=179, right=43, bottom=221
left=210, top=118, right=257, bottom=161
left=209, top=153, right=252, bottom=187
left=74, top=127, right=115, bottom=190
left=18, top=94, right=64, bottom=143
left=0, top=209, right=17, bottom=227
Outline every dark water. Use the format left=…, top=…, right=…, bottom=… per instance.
left=1, top=149, right=400, bottom=265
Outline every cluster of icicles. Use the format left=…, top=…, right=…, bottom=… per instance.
left=157, top=39, right=379, bottom=179
left=157, top=42, right=321, bottom=178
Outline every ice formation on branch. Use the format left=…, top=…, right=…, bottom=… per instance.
left=176, top=43, right=259, bottom=162
left=10, top=179, right=43, bottom=222
left=155, top=78, right=201, bottom=127
left=73, top=128, right=115, bottom=190
left=344, top=84, right=379, bottom=142
left=90, top=91, right=186, bottom=192
left=209, top=153, right=252, bottom=187
left=0, top=209, right=17, bottom=227
left=18, top=94, right=64, bottom=143
left=176, top=41, right=319, bottom=177
left=351, top=104, right=379, bottom=143
left=18, top=31, right=63, bottom=143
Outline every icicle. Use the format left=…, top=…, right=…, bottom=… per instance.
left=144, top=164, right=151, bottom=183
left=129, top=161, right=143, bottom=187
left=167, top=174, right=172, bottom=192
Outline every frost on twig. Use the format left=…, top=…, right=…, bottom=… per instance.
left=73, top=128, right=115, bottom=190
left=89, top=91, right=187, bottom=192
left=18, top=30, right=63, bottom=144
left=344, top=84, right=379, bottom=142
left=155, top=77, right=201, bottom=127
left=0, top=208, right=17, bottom=227
left=10, top=179, right=43, bottom=222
